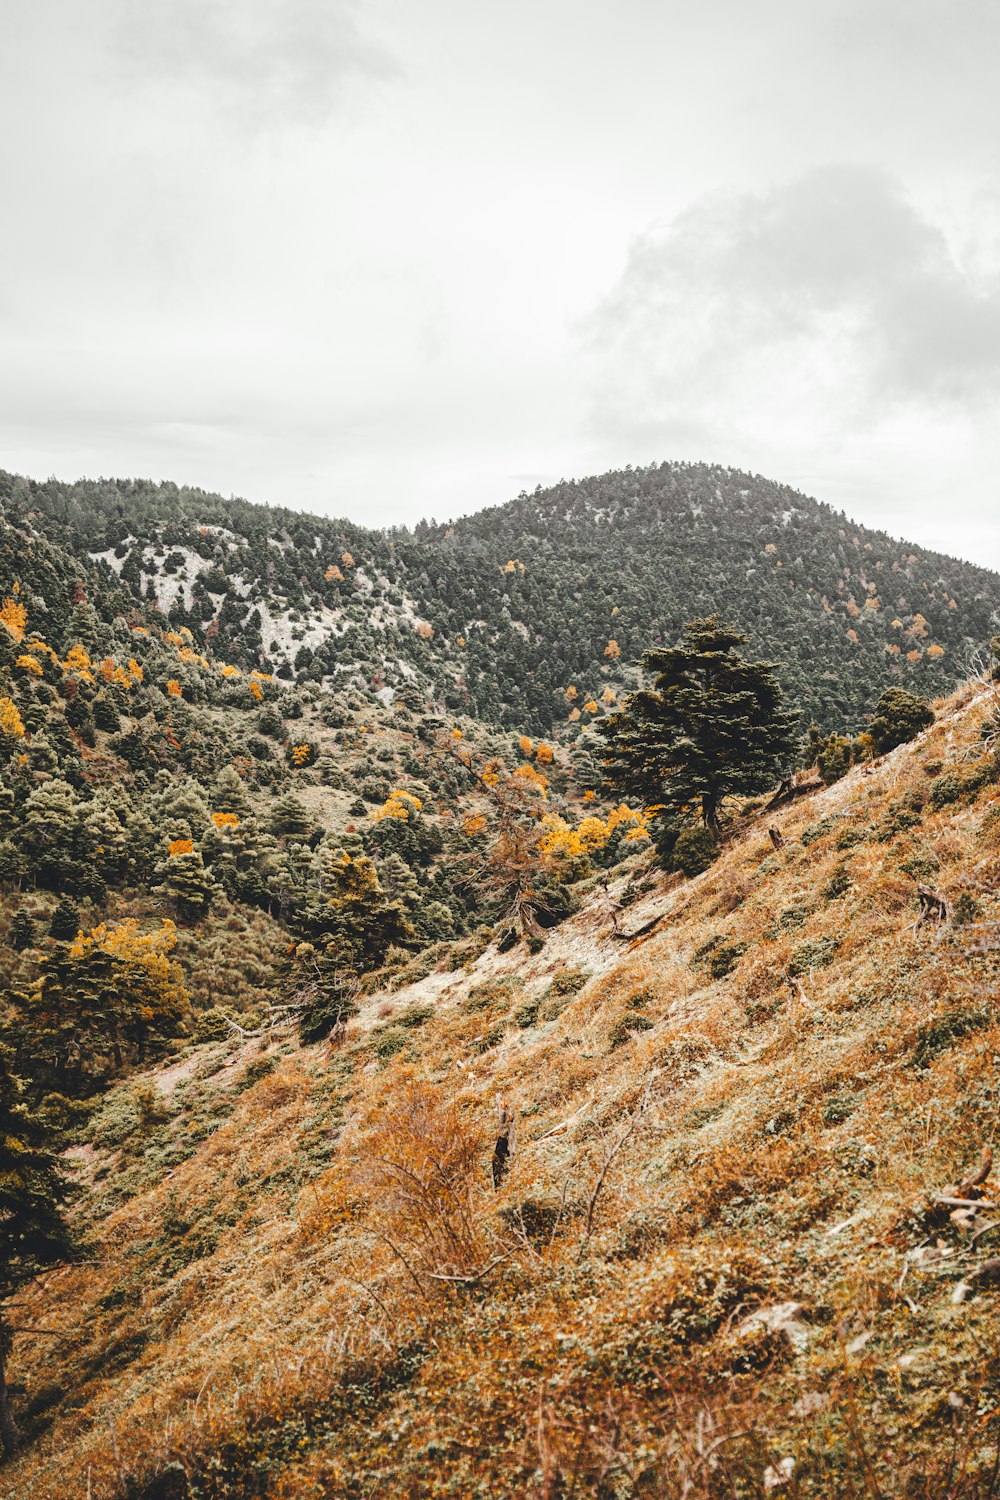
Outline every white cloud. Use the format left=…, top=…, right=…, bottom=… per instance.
left=582, top=166, right=1000, bottom=564
left=112, top=0, right=397, bottom=129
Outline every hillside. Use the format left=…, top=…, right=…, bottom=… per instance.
left=3, top=672, right=1000, bottom=1499
left=4, top=461, right=998, bottom=736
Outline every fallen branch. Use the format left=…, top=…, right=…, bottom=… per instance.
left=930, top=1196, right=999, bottom=1211
left=424, top=1254, right=511, bottom=1285
left=534, top=1098, right=593, bottom=1143
left=914, top=885, right=948, bottom=931
left=958, top=1147, right=993, bottom=1198
left=969, top=1220, right=1000, bottom=1253
left=953, top=1259, right=1000, bottom=1304
left=766, top=770, right=822, bottom=810
left=616, top=913, right=664, bottom=942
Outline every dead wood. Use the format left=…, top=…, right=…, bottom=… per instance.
left=958, top=1147, right=993, bottom=1198
left=914, top=885, right=948, bottom=930
left=617, top=913, right=664, bottom=942
left=766, top=770, right=823, bottom=810
left=492, top=1097, right=515, bottom=1190
left=425, top=1254, right=511, bottom=1285
left=768, top=826, right=785, bottom=850
left=930, top=1196, right=998, bottom=1211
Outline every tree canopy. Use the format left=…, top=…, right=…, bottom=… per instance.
left=598, top=615, right=799, bottom=835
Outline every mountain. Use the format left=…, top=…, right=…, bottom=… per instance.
left=4, top=461, right=998, bottom=736
left=5, top=675, right=1000, bottom=1499
left=1, top=461, right=1000, bottom=1496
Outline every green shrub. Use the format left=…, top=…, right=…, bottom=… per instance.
left=550, top=968, right=590, bottom=996
left=609, top=1012, right=654, bottom=1048
left=513, top=997, right=542, bottom=1028
left=801, top=815, right=839, bottom=846
left=821, top=864, right=851, bottom=901
left=372, top=1027, right=411, bottom=1060
left=868, top=688, right=934, bottom=755
left=818, top=734, right=852, bottom=784
left=821, top=1089, right=858, bottom=1125
left=701, top=941, right=747, bottom=979
left=471, top=1021, right=507, bottom=1055
left=671, top=825, right=718, bottom=877
left=193, top=1006, right=235, bottom=1043
left=396, top=1003, right=435, bottom=1028
left=463, top=977, right=523, bottom=1013
left=928, top=769, right=983, bottom=811
left=788, top=936, right=839, bottom=976
left=911, top=1005, right=990, bottom=1069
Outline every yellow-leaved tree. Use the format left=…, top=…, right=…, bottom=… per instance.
left=13, top=920, right=189, bottom=1087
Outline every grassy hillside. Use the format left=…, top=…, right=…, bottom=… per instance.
left=5, top=674, right=1000, bottom=1499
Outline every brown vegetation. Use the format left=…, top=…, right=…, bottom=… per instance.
left=4, top=683, right=1000, bottom=1498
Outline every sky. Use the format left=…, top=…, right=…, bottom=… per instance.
left=1, top=0, right=999, bottom=566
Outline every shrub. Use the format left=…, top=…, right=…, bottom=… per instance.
left=821, top=864, right=851, bottom=901
left=550, top=968, right=590, bottom=996
left=609, top=1012, right=654, bottom=1048
left=788, top=936, right=839, bottom=976
left=818, top=734, right=852, bottom=784
left=671, top=825, right=718, bottom=877
left=911, top=1005, right=990, bottom=1069
left=868, top=688, right=934, bottom=755
left=702, top=941, right=747, bottom=979
left=193, top=1006, right=235, bottom=1043
left=513, top=996, right=541, bottom=1028
left=928, top=769, right=982, bottom=811
left=372, top=1027, right=411, bottom=1061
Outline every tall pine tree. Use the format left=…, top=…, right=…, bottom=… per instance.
left=599, top=615, right=799, bottom=836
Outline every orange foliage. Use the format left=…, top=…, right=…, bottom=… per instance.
left=0, top=596, right=28, bottom=643
left=0, top=696, right=26, bottom=741
left=166, top=679, right=183, bottom=698
left=168, top=838, right=194, bottom=857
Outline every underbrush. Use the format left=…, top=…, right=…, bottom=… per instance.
left=8, top=686, right=1000, bottom=1499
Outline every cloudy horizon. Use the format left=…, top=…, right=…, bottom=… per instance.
left=1, top=0, right=999, bottom=566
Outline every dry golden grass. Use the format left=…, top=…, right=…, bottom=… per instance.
left=5, top=684, right=1000, bottom=1498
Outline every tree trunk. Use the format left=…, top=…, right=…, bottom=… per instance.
left=702, top=794, right=721, bottom=836
left=0, top=1323, right=23, bottom=1455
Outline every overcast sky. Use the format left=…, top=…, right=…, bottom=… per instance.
left=2, top=0, right=999, bottom=565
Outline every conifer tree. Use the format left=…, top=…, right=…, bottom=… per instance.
left=9, top=911, right=36, bottom=952
left=212, top=765, right=251, bottom=819
left=268, top=791, right=311, bottom=841
left=154, top=844, right=214, bottom=920
left=598, top=616, right=799, bottom=835
left=48, top=897, right=81, bottom=942
left=0, top=1044, right=73, bottom=1452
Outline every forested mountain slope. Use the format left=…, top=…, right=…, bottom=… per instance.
left=3, top=461, right=997, bottom=736
left=5, top=674, right=1000, bottom=1499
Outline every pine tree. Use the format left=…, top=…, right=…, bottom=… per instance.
left=268, top=792, right=311, bottom=841
left=0, top=1044, right=73, bottom=1452
left=9, top=911, right=36, bottom=952
left=598, top=616, right=799, bottom=836
left=154, top=845, right=214, bottom=920
left=48, top=897, right=81, bottom=942
left=212, top=765, right=251, bottom=819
